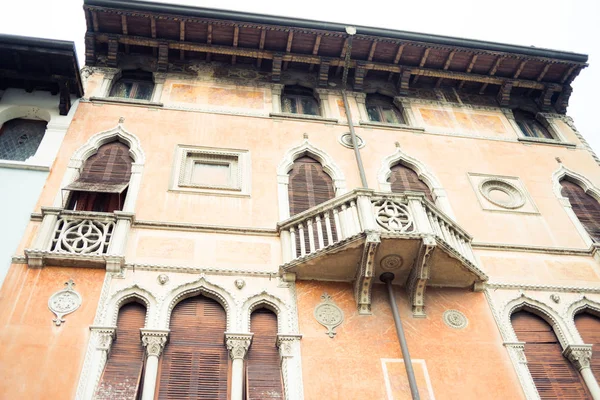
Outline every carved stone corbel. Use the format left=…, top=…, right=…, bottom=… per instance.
left=276, top=334, right=302, bottom=359
left=504, top=342, right=527, bottom=364
left=140, top=329, right=169, bottom=357
left=354, top=231, right=381, bottom=314
left=563, top=344, right=593, bottom=371
left=224, top=333, right=253, bottom=360
left=90, top=326, right=117, bottom=352
left=406, top=236, right=436, bottom=317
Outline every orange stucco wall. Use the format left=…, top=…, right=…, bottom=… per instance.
left=297, top=281, right=524, bottom=400
left=0, top=265, right=105, bottom=399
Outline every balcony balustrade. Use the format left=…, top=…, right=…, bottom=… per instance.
left=278, top=189, right=487, bottom=316
left=25, top=207, right=133, bottom=271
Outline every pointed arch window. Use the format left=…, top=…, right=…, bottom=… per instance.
left=282, top=85, right=320, bottom=116
left=95, top=302, right=146, bottom=400
left=65, top=141, right=133, bottom=213
left=560, top=179, right=600, bottom=242
left=246, top=308, right=284, bottom=399
left=575, top=312, right=600, bottom=381
left=388, top=163, right=434, bottom=202
left=157, top=295, right=229, bottom=399
left=514, top=109, right=554, bottom=139
left=109, top=70, right=154, bottom=101
left=366, top=93, right=405, bottom=124
left=511, top=310, right=590, bottom=398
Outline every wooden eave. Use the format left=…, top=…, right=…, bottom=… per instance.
left=82, top=0, right=588, bottom=112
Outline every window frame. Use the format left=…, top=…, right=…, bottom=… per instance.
left=109, top=78, right=155, bottom=101
left=366, top=94, right=406, bottom=125
left=281, top=86, right=321, bottom=116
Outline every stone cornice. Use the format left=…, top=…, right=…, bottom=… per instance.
left=133, top=219, right=278, bottom=236
left=472, top=241, right=593, bottom=256
left=486, top=282, right=600, bottom=294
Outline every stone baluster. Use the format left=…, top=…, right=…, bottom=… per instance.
left=140, top=329, right=169, bottom=400
left=225, top=333, right=253, bottom=400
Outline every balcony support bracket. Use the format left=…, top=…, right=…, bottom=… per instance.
left=407, top=236, right=436, bottom=318
left=354, top=231, right=381, bottom=315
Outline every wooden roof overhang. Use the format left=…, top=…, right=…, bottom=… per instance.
left=0, top=34, right=83, bottom=115
left=83, top=0, right=588, bottom=113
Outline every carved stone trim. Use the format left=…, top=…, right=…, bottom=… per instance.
left=277, top=334, right=302, bottom=358
left=504, top=342, right=528, bottom=364
left=442, top=310, right=468, bottom=329
left=48, top=279, right=82, bottom=326
left=406, top=237, right=436, bottom=317
left=225, top=333, right=253, bottom=360
left=354, top=232, right=381, bottom=315
left=90, top=326, right=117, bottom=351
left=479, top=179, right=526, bottom=209
left=140, top=329, right=169, bottom=357
left=314, top=293, right=344, bottom=338
left=563, top=344, right=593, bottom=371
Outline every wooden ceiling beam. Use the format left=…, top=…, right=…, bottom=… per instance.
left=309, top=35, right=322, bottom=72
left=413, top=47, right=431, bottom=85
left=257, top=28, right=266, bottom=68
left=436, top=50, right=456, bottom=87
left=179, top=21, right=185, bottom=60
left=367, top=41, right=378, bottom=62
left=458, top=53, right=478, bottom=89
left=206, top=23, right=213, bottom=62
left=121, top=15, right=129, bottom=54
left=513, top=60, right=527, bottom=79
left=283, top=31, right=294, bottom=70
left=336, top=38, right=349, bottom=75
left=232, top=25, right=239, bottom=64
left=536, top=63, right=551, bottom=82
left=107, top=38, right=118, bottom=67
left=91, top=11, right=99, bottom=32
left=354, top=62, right=367, bottom=91
left=560, top=65, right=576, bottom=84
left=479, top=56, right=504, bottom=93
left=150, top=17, right=157, bottom=39
left=388, top=43, right=406, bottom=81
left=272, top=53, right=283, bottom=82
left=318, top=58, right=331, bottom=87
left=496, top=80, right=514, bottom=106
left=397, top=68, right=412, bottom=95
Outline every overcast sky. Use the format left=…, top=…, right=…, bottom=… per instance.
left=1, top=0, right=598, bottom=154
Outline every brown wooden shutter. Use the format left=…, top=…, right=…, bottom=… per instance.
left=288, top=156, right=337, bottom=254
left=389, top=163, right=434, bottom=202
left=157, top=295, right=229, bottom=400
left=95, top=302, right=146, bottom=400
left=575, top=312, right=600, bottom=382
left=512, top=311, right=591, bottom=399
left=246, top=309, right=284, bottom=400
left=561, top=180, right=600, bottom=243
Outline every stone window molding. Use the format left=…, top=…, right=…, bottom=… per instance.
left=76, top=273, right=304, bottom=400
left=488, top=291, right=600, bottom=399
left=95, top=67, right=166, bottom=103
left=355, top=92, right=420, bottom=128
left=276, top=139, right=348, bottom=220
left=170, top=145, right=251, bottom=196
left=377, top=147, right=456, bottom=219
left=502, top=108, right=567, bottom=144
left=552, top=165, right=600, bottom=247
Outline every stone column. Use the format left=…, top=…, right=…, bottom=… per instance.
left=83, top=326, right=117, bottom=400
left=106, top=211, right=135, bottom=272
left=151, top=73, right=167, bottom=103
left=393, top=97, right=418, bottom=127
left=271, top=84, right=283, bottom=114
left=314, top=89, right=331, bottom=118
left=140, top=329, right=169, bottom=400
left=225, top=333, right=253, bottom=400
left=97, top=68, right=121, bottom=97
left=353, top=92, right=368, bottom=122
left=277, top=334, right=303, bottom=400
left=564, top=345, right=600, bottom=400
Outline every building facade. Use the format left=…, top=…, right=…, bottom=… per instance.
left=0, top=1, right=599, bottom=399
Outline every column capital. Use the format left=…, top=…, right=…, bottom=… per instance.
left=564, top=344, right=593, bottom=371
left=277, top=334, right=302, bottom=358
left=225, top=333, right=253, bottom=360
left=90, top=325, right=117, bottom=351
left=140, top=329, right=169, bottom=357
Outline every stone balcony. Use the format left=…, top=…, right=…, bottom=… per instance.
left=24, top=207, right=133, bottom=271
left=277, top=189, right=488, bottom=316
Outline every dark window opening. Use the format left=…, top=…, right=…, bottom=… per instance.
left=560, top=179, right=600, bottom=242
left=366, top=94, right=405, bottom=124
left=513, top=109, right=554, bottom=139
left=282, top=85, right=319, bottom=116
left=0, top=118, right=47, bottom=161
left=109, top=70, right=154, bottom=101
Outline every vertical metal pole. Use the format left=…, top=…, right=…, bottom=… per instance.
left=380, top=272, right=421, bottom=400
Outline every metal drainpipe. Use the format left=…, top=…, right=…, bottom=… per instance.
left=380, top=272, right=421, bottom=400
left=341, top=26, right=368, bottom=189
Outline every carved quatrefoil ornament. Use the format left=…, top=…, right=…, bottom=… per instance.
left=314, top=293, right=344, bottom=338
left=48, top=279, right=82, bottom=326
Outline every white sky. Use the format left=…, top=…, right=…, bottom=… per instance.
left=1, top=0, right=598, bottom=154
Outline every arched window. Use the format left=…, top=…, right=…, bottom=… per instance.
left=109, top=70, right=154, bottom=101
left=0, top=118, right=47, bottom=161
left=157, top=295, right=229, bottom=399
left=560, top=179, right=600, bottom=242
left=66, top=141, right=133, bottom=213
left=388, top=163, right=434, bottom=202
left=282, top=85, right=319, bottom=116
left=366, top=94, right=405, bottom=124
left=511, top=311, right=590, bottom=398
left=95, top=302, right=146, bottom=400
left=575, top=312, right=600, bottom=381
left=246, top=308, right=284, bottom=399
left=513, top=109, right=554, bottom=139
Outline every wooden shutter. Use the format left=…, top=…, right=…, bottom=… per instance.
left=288, top=156, right=337, bottom=254
left=512, top=311, right=591, bottom=399
left=95, top=302, right=146, bottom=400
left=575, top=312, right=600, bottom=381
left=246, top=309, right=284, bottom=399
left=561, top=180, right=600, bottom=242
left=157, top=295, right=229, bottom=400
left=388, top=164, right=434, bottom=202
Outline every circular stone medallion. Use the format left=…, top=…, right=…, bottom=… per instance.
left=479, top=179, right=525, bottom=209
left=339, top=133, right=365, bottom=149
left=380, top=255, right=403, bottom=271
left=443, top=309, right=468, bottom=329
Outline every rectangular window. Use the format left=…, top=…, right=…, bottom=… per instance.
left=172, top=146, right=250, bottom=196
